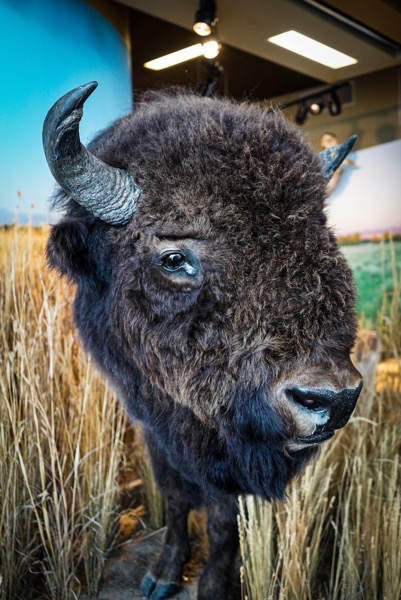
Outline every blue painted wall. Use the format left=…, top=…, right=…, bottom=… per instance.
left=0, top=0, right=132, bottom=223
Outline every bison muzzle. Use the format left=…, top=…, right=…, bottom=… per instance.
left=43, top=82, right=362, bottom=599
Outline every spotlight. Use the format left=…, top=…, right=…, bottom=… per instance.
left=328, top=90, right=342, bottom=116
left=193, top=0, right=217, bottom=37
left=295, top=102, right=308, bottom=125
left=309, top=100, right=324, bottom=115
left=281, top=82, right=350, bottom=125
left=202, top=38, right=221, bottom=59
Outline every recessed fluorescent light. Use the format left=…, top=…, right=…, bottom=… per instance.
left=267, top=30, right=358, bottom=69
left=144, top=44, right=204, bottom=70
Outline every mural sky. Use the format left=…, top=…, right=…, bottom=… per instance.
left=0, top=0, right=132, bottom=223
left=326, top=139, right=401, bottom=238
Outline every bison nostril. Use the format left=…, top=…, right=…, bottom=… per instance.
left=288, top=386, right=337, bottom=411
left=288, top=381, right=363, bottom=412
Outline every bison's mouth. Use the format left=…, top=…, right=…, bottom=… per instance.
left=286, top=429, right=335, bottom=452
left=296, top=430, right=335, bottom=445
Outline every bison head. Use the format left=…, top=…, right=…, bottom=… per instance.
left=44, top=83, right=362, bottom=500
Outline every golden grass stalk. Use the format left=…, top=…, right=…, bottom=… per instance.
left=0, top=227, right=128, bottom=599
left=238, top=495, right=279, bottom=600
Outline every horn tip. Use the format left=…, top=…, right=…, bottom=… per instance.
left=79, top=81, right=99, bottom=101
left=345, top=134, right=357, bottom=149
left=43, top=81, right=99, bottom=151
left=45, top=81, right=99, bottom=123
left=64, top=81, right=99, bottom=108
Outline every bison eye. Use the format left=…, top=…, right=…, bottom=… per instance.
left=161, top=252, right=186, bottom=271
left=156, top=249, right=200, bottom=278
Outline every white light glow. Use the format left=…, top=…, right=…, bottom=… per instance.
left=144, top=44, right=204, bottom=70
left=267, top=30, right=358, bottom=69
left=202, top=40, right=220, bottom=59
left=193, top=21, right=212, bottom=36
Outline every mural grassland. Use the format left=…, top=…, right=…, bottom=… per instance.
left=0, top=227, right=400, bottom=600
left=341, top=241, right=401, bottom=328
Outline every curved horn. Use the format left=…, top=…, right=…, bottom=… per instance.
left=42, top=82, right=141, bottom=225
left=318, top=135, right=357, bottom=181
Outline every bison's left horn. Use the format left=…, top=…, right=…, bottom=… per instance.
left=318, top=135, right=357, bottom=181
left=42, top=82, right=141, bottom=225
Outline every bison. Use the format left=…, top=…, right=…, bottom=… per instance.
left=43, top=82, right=362, bottom=599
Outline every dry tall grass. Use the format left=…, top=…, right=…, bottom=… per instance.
left=238, top=242, right=401, bottom=600
left=0, top=227, right=129, bottom=599
left=239, top=411, right=401, bottom=599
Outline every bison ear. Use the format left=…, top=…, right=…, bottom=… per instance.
left=318, top=135, right=357, bottom=180
left=46, top=219, right=92, bottom=280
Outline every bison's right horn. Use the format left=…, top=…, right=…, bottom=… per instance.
left=318, top=135, right=357, bottom=181
left=42, top=82, right=141, bottom=225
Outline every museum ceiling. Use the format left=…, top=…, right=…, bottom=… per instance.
left=119, top=0, right=401, bottom=101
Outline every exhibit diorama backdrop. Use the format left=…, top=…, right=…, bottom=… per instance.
left=327, top=139, right=401, bottom=239
left=0, top=0, right=132, bottom=224
left=325, top=139, right=401, bottom=326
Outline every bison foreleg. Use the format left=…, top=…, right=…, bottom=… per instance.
left=140, top=488, right=191, bottom=599
left=198, top=495, right=239, bottom=600
left=140, top=432, right=194, bottom=599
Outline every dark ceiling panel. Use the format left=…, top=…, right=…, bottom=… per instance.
left=322, top=0, right=401, bottom=44
left=129, top=8, right=323, bottom=100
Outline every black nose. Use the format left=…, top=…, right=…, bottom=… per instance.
left=288, top=381, right=363, bottom=429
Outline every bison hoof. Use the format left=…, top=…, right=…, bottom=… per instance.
left=140, top=572, right=183, bottom=599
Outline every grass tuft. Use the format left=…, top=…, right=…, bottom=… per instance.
left=0, top=227, right=128, bottom=599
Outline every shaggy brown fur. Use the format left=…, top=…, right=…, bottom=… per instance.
left=46, top=89, right=361, bottom=599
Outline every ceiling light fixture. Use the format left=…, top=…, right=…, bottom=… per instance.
left=144, top=40, right=221, bottom=71
left=309, top=100, right=324, bottom=115
left=193, top=0, right=217, bottom=37
left=267, top=30, right=358, bottom=69
left=144, top=44, right=204, bottom=70
left=202, top=38, right=221, bottom=59
left=328, top=90, right=342, bottom=115
left=282, top=83, right=350, bottom=125
left=144, top=1, right=221, bottom=71
left=295, top=102, right=309, bottom=125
